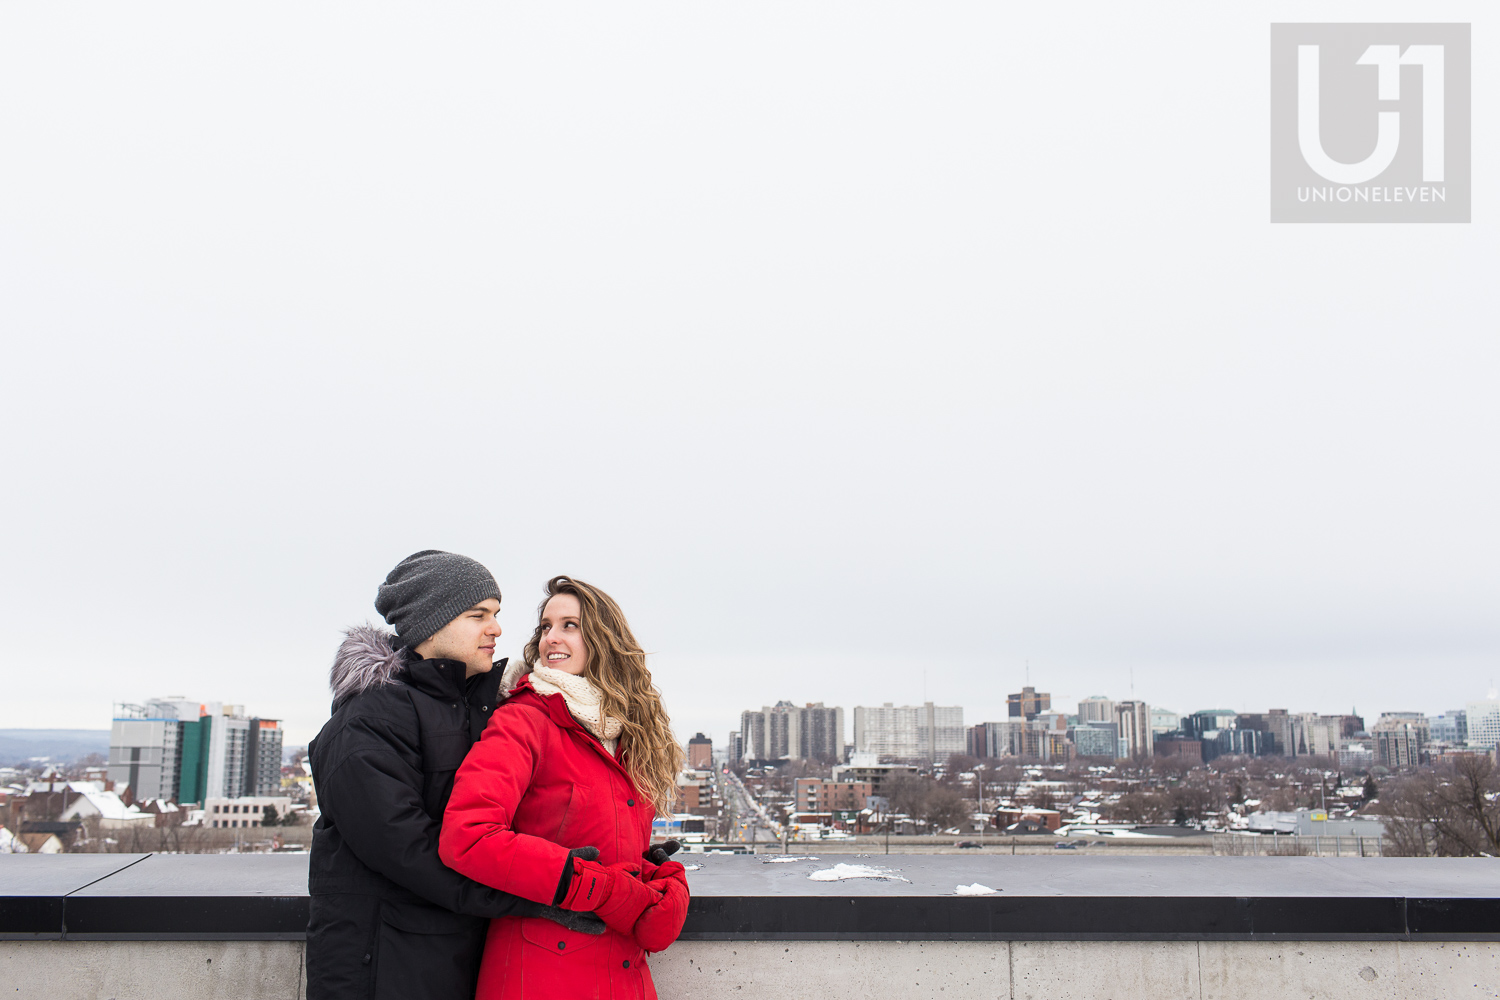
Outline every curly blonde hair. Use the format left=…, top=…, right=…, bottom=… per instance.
left=523, top=576, right=683, bottom=815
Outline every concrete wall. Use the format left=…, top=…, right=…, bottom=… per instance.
left=655, top=941, right=1500, bottom=999
left=3, top=938, right=1498, bottom=999
left=0, top=941, right=304, bottom=1000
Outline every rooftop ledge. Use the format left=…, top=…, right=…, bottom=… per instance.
left=4, top=853, right=1499, bottom=942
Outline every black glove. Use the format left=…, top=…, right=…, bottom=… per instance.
left=552, top=846, right=601, bottom=906
left=643, top=839, right=681, bottom=866
left=535, top=904, right=607, bottom=935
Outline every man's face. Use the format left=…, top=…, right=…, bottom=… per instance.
left=414, top=598, right=502, bottom=678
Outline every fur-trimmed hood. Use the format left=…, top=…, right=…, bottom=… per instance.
left=497, top=657, right=532, bottom=697
left=330, top=623, right=407, bottom=706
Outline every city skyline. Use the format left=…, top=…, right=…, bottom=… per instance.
left=51, top=669, right=1500, bottom=754
left=715, top=690, right=1500, bottom=766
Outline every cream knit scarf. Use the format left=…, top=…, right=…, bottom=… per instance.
left=509, top=661, right=624, bottom=755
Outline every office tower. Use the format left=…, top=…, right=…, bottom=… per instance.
left=1149, top=707, right=1180, bottom=735
left=1068, top=721, right=1119, bottom=758
left=1427, top=710, right=1467, bottom=745
left=1182, top=709, right=1238, bottom=740
left=1204, top=728, right=1266, bottom=762
left=1007, top=687, right=1050, bottom=721
left=1465, top=698, right=1500, bottom=750
left=1263, top=709, right=1295, bottom=758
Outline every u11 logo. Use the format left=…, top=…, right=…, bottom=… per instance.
left=1270, top=24, right=1469, bottom=223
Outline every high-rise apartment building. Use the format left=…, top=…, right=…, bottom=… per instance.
left=967, top=720, right=1025, bottom=759
left=853, top=702, right=964, bottom=763
left=245, top=719, right=284, bottom=797
left=1374, top=727, right=1421, bottom=769
left=687, top=733, right=713, bottom=769
left=1373, top=712, right=1428, bottom=738
left=108, top=699, right=281, bottom=804
left=798, top=704, right=844, bottom=763
left=1007, top=687, right=1050, bottom=721
left=1076, top=697, right=1114, bottom=724
left=108, top=699, right=199, bottom=802
left=738, top=707, right=771, bottom=761
left=737, top=702, right=844, bottom=763
left=1113, top=700, right=1153, bottom=759
left=968, top=718, right=1077, bottom=760
left=1279, top=713, right=1342, bottom=758
left=1019, top=723, right=1073, bottom=762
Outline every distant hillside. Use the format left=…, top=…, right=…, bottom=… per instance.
left=0, top=729, right=110, bottom=766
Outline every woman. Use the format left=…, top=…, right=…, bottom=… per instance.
left=440, top=576, right=689, bottom=999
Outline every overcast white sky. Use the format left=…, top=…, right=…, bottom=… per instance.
left=1, top=3, right=1495, bottom=749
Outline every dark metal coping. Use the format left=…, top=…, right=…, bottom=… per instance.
left=3, top=853, right=1498, bottom=942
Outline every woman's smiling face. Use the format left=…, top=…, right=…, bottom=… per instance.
left=537, top=593, right=588, bottom=676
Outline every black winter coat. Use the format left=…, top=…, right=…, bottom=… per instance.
left=306, top=625, right=533, bottom=1000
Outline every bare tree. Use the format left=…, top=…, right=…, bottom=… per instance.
left=1377, top=756, right=1500, bottom=857
left=922, top=786, right=971, bottom=832
left=990, top=762, right=1021, bottom=800
left=1169, top=785, right=1219, bottom=825
left=883, top=774, right=931, bottom=819
left=946, top=753, right=982, bottom=776
left=1106, top=791, right=1170, bottom=825
left=1028, top=785, right=1057, bottom=810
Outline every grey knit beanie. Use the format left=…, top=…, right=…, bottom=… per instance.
left=375, top=550, right=502, bottom=649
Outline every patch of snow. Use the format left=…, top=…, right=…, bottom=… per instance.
left=684, top=864, right=702, bottom=871
left=761, top=856, right=819, bottom=863
left=808, top=863, right=909, bottom=882
left=955, top=883, right=999, bottom=896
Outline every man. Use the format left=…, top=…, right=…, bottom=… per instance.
left=306, top=550, right=593, bottom=999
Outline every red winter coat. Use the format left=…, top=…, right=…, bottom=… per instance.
left=440, top=676, right=681, bottom=999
